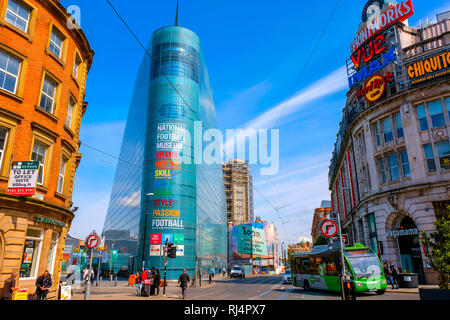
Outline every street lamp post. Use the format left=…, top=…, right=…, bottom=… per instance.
left=336, top=187, right=351, bottom=300
left=141, top=192, right=154, bottom=270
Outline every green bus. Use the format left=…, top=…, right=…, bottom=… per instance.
left=290, top=243, right=387, bottom=294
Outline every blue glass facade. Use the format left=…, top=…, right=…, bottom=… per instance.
left=102, top=26, right=227, bottom=280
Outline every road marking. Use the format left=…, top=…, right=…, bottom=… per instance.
left=248, top=280, right=283, bottom=300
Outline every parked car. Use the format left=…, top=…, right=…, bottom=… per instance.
left=230, top=265, right=245, bottom=279
left=283, top=270, right=291, bottom=284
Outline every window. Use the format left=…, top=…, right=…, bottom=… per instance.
left=5, top=0, right=30, bottom=32
left=417, top=104, right=429, bottom=131
left=393, top=112, right=404, bottom=138
left=428, top=100, right=445, bottom=128
left=47, top=231, right=59, bottom=274
left=367, top=214, right=378, bottom=253
left=20, top=228, right=43, bottom=279
left=49, top=29, right=63, bottom=58
left=31, top=140, right=47, bottom=185
left=374, top=122, right=381, bottom=146
left=0, top=50, right=21, bottom=94
left=400, top=149, right=411, bottom=178
left=446, top=97, right=450, bottom=121
left=57, top=157, right=66, bottom=193
left=382, top=117, right=393, bottom=143
left=39, top=76, right=57, bottom=114
left=73, top=55, right=81, bottom=79
left=378, top=158, right=387, bottom=184
left=0, top=127, right=8, bottom=170
left=387, top=154, right=400, bottom=181
left=436, top=140, right=450, bottom=170
left=424, top=143, right=437, bottom=173
left=66, top=98, right=74, bottom=127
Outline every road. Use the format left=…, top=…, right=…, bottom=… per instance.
left=185, top=275, right=419, bottom=300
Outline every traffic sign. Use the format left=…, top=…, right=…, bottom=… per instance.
left=320, top=220, right=338, bottom=238
left=86, top=233, right=100, bottom=249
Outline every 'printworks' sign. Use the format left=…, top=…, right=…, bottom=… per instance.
left=407, top=49, right=450, bottom=85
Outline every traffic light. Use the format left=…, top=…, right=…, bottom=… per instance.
left=167, top=243, right=177, bottom=258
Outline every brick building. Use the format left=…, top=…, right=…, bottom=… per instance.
left=310, top=200, right=332, bottom=242
left=0, top=0, right=93, bottom=299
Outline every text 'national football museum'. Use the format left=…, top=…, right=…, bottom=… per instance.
left=101, top=20, right=227, bottom=279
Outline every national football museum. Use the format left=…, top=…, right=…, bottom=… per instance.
left=101, top=24, right=227, bottom=280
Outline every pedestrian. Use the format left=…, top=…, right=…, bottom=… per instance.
left=223, top=266, right=226, bottom=277
left=1, top=272, right=18, bottom=300
left=141, top=268, right=150, bottom=297
left=389, top=261, right=400, bottom=289
left=383, top=262, right=393, bottom=287
left=89, top=268, right=95, bottom=284
left=35, top=270, right=52, bottom=300
left=155, top=269, right=161, bottom=296
left=191, top=273, right=196, bottom=287
left=149, top=267, right=156, bottom=296
left=83, top=267, right=89, bottom=284
left=135, top=272, right=141, bottom=296
left=178, top=269, right=190, bottom=299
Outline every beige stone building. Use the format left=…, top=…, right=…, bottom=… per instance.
left=223, top=159, right=254, bottom=225
left=329, top=4, right=449, bottom=285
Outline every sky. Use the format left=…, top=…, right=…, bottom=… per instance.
left=63, top=0, right=450, bottom=244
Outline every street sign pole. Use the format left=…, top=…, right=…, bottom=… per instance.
left=335, top=212, right=347, bottom=301
left=84, top=248, right=93, bottom=300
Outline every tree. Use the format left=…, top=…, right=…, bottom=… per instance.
left=421, top=215, right=450, bottom=290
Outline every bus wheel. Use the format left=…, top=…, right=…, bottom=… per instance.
left=303, top=280, right=310, bottom=291
left=376, top=290, right=386, bottom=295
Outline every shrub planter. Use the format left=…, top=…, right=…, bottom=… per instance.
left=398, top=273, right=419, bottom=288
left=419, top=289, right=450, bottom=300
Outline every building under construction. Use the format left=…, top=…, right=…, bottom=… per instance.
left=223, top=159, right=254, bottom=225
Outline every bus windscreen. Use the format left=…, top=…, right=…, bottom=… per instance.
left=345, top=250, right=382, bottom=279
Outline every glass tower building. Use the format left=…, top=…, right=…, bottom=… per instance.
left=102, top=25, right=227, bottom=280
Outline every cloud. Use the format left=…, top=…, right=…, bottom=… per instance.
left=118, top=191, right=141, bottom=208
left=223, top=66, right=347, bottom=159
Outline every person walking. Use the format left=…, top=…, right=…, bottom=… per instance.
left=223, top=266, right=226, bottom=278
left=389, top=261, right=400, bottom=289
left=383, top=262, right=394, bottom=288
left=154, top=269, right=161, bottom=296
left=1, top=272, right=18, bottom=300
left=178, top=269, right=190, bottom=299
left=135, top=272, right=141, bottom=296
left=35, top=270, right=52, bottom=300
left=149, top=267, right=156, bottom=296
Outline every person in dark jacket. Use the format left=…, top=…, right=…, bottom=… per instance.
left=135, top=272, right=141, bottom=296
left=178, top=269, right=190, bottom=299
left=35, top=271, right=52, bottom=300
left=154, top=269, right=161, bottom=296
left=389, top=261, right=400, bottom=289
left=1, top=272, right=18, bottom=300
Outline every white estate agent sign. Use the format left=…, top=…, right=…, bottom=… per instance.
left=6, top=161, right=40, bottom=196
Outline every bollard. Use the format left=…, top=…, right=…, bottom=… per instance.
left=84, top=281, right=91, bottom=300
left=115, top=276, right=117, bottom=287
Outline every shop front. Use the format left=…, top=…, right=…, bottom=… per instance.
left=386, top=215, right=426, bottom=285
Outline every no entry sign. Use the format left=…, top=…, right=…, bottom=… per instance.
left=320, top=220, right=338, bottom=238
left=86, top=233, right=100, bottom=249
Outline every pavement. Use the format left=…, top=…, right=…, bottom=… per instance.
left=386, top=285, right=439, bottom=294
left=70, top=274, right=427, bottom=300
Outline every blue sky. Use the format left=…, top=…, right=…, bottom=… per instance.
left=64, top=0, right=450, bottom=243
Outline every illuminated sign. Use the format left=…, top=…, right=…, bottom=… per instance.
left=356, top=72, right=394, bottom=102
left=351, top=0, right=414, bottom=54
left=350, top=34, right=386, bottom=70
left=150, top=233, right=162, bottom=244
left=348, top=46, right=397, bottom=88
left=345, top=249, right=372, bottom=256
left=407, top=49, right=450, bottom=85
